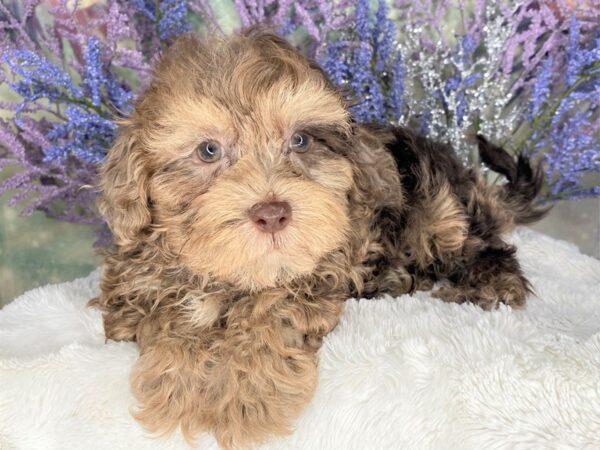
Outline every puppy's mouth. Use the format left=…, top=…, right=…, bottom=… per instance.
left=251, top=225, right=290, bottom=252
left=266, top=231, right=287, bottom=251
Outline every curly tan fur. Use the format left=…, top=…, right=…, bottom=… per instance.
left=90, top=28, right=546, bottom=449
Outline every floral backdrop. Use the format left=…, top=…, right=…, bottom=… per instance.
left=0, top=0, right=599, bottom=238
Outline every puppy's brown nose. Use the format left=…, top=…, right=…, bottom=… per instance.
left=248, top=201, right=292, bottom=233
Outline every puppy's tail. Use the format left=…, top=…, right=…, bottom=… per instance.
left=476, top=135, right=550, bottom=224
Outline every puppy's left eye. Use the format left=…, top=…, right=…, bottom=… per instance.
left=196, top=141, right=223, bottom=163
left=289, top=132, right=311, bottom=153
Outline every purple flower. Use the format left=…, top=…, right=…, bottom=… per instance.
left=320, top=41, right=350, bottom=86
left=293, top=3, right=320, bottom=41
left=566, top=15, right=581, bottom=86
left=278, top=17, right=295, bottom=36
left=388, top=54, right=405, bottom=120
left=461, top=33, right=478, bottom=56
left=525, top=12, right=600, bottom=200
left=355, top=0, right=371, bottom=42
left=443, top=72, right=472, bottom=126
left=130, top=0, right=155, bottom=21
left=463, top=73, right=480, bottom=87
left=566, top=15, right=600, bottom=87
left=455, top=91, right=468, bottom=126
left=2, top=50, right=82, bottom=102
left=44, top=106, right=117, bottom=164
left=533, top=87, right=599, bottom=200
left=105, top=75, right=134, bottom=112
left=158, top=0, right=191, bottom=41
left=444, top=74, right=461, bottom=95
left=530, top=56, right=553, bottom=119
left=82, top=36, right=134, bottom=112
left=84, top=37, right=106, bottom=107
left=351, top=45, right=386, bottom=122
left=373, top=0, right=396, bottom=72
left=129, top=0, right=191, bottom=43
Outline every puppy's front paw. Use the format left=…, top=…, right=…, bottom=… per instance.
left=131, top=337, right=213, bottom=440
left=205, top=313, right=318, bottom=449
left=131, top=314, right=319, bottom=449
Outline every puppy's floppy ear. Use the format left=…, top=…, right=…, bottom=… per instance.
left=99, top=124, right=151, bottom=248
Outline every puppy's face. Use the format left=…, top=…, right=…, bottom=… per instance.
left=103, top=31, right=355, bottom=290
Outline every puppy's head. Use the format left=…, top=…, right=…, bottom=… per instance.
left=100, top=29, right=355, bottom=291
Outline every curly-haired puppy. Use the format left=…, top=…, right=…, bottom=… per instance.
left=91, top=28, right=546, bottom=449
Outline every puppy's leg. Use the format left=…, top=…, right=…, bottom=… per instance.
left=204, top=291, right=343, bottom=448
left=131, top=290, right=343, bottom=449
left=205, top=316, right=316, bottom=448
left=429, top=141, right=541, bottom=310
left=131, top=317, right=312, bottom=450
left=433, top=244, right=531, bottom=310
left=130, top=327, right=218, bottom=439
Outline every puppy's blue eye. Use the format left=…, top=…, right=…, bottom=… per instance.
left=197, top=141, right=222, bottom=163
left=289, top=132, right=310, bottom=153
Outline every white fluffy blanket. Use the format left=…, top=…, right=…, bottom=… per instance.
left=1, top=228, right=600, bottom=450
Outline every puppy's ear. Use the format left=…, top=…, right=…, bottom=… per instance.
left=99, top=125, right=151, bottom=248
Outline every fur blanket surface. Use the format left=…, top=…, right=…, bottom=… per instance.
left=1, top=228, right=599, bottom=450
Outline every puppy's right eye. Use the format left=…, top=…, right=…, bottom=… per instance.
left=196, top=141, right=223, bottom=163
left=289, top=132, right=310, bottom=153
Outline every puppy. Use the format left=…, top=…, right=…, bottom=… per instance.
left=91, top=28, right=545, bottom=449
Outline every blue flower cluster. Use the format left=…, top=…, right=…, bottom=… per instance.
left=373, top=0, right=396, bottom=72
left=531, top=17, right=600, bottom=200
left=2, top=38, right=132, bottom=165
left=530, top=56, right=553, bottom=119
left=159, top=0, right=191, bottom=41
left=2, top=50, right=82, bottom=104
left=129, top=0, right=156, bottom=21
left=544, top=93, right=599, bottom=199
left=388, top=54, right=404, bottom=120
left=565, top=16, right=600, bottom=86
left=45, top=106, right=117, bottom=163
left=320, top=41, right=350, bottom=86
left=443, top=34, right=481, bottom=127
left=83, top=37, right=133, bottom=111
left=319, top=0, right=404, bottom=124
left=351, top=45, right=386, bottom=122
left=84, top=37, right=105, bottom=106
left=130, top=0, right=191, bottom=41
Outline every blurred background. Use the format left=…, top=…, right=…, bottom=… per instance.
left=1, top=0, right=598, bottom=307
